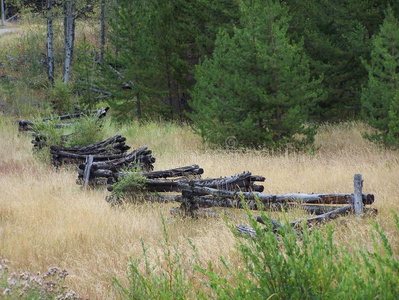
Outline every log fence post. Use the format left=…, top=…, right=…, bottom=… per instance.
left=83, top=155, right=94, bottom=190
left=353, top=174, right=364, bottom=217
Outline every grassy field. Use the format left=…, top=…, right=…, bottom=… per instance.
left=1, top=115, right=399, bottom=298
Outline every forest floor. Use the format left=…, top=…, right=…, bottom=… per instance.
left=1, top=116, right=399, bottom=298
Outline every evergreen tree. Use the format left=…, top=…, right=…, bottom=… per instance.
left=287, top=0, right=399, bottom=120
left=100, top=0, right=239, bottom=121
left=361, top=6, right=399, bottom=146
left=189, top=0, right=324, bottom=149
left=103, top=0, right=159, bottom=120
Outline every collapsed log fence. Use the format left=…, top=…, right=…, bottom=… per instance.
left=99, top=166, right=375, bottom=235
left=18, top=107, right=109, bottom=133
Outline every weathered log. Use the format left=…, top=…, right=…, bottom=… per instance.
left=255, top=205, right=353, bottom=229
left=140, top=165, right=204, bottom=179
left=78, top=165, right=204, bottom=184
left=82, top=155, right=94, bottom=190
left=353, top=174, right=364, bottom=217
left=291, top=205, right=353, bottom=226
left=51, top=135, right=127, bottom=154
left=236, top=225, right=257, bottom=237
left=170, top=207, right=226, bottom=218
left=181, top=185, right=374, bottom=205
left=104, top=171, right=264, bottom=193
left=51, top=142, right=145, bottom=168
left=85, top=146, right=153, bottom=170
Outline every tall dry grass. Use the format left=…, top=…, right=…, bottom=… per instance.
left=0, top=116, right=399, bottom=298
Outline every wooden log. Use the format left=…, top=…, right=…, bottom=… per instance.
left=141, top=165, right=204, bottom=179
left=106, top=171, right=264, bottom=192
left=236, top=225, right=257, bottom=237
left=86, top=146, right=152, bottom=169
left=192, top=172, right=265, bottom=192
left=290, top=205, right=353, bottom=227
left=170, top=207, right=226, bottom=218
left=255, top=205, right=353, bottom=229
left=51, top=135, right=126, bottom=154
left=181, top=185, right=374, bottom=205
left=81, top=165, right=204, bottom=182
left=353, top=174, right=364, bottom=217
left=83, top=155, right=94, bottom=190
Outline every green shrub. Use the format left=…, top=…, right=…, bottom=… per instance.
left=200, top=208, right=399, bottom=299
left=66, top=116, right=106, bottom=147
left=111, top=171, right=147, bottom=201
left=113, top=206, right=399, bottom=299
left=32, top=118, right=67, bottom=164
left=49, top=80, right=76, bottom=114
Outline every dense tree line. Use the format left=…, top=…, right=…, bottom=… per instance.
left=9, top=0, right=399, bottom=149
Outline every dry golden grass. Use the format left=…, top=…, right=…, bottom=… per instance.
left=0, top=116, right=399, bottom=298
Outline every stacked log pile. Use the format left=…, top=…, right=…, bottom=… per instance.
left=74, top=145, right=156, bottom=183
left=50, top=135, right=134, bottom=167
left=18, top=107, right=109, bottom=132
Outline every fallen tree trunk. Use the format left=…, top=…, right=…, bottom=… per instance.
left=181, top=185, right=374, bottom=205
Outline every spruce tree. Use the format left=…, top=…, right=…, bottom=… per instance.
left=361, top=6, right=399, bottom=146
left=189, top=0, right=324, bottom=149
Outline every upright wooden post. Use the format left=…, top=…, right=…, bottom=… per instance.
left=83, top=155, right=94, bottom=190
left=353, top=174, right=364, bottom=217
left=1, top=0, right=5, bottom=26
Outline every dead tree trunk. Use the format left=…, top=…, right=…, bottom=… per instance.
left=46, top=0, right=55, bottom=84
left=1, top=0, right=5, bottom=26
left=63, top=0, right=76, bottom=84
left=99, top=0, right=105, bottom=62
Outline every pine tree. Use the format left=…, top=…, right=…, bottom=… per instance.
left=103, top=0, right=159, bottom=120
left=287, top=0, right=399, bottom=120
left=189, top=0, right=324, bottom=149
left=361, top=6, right=399, bottom=146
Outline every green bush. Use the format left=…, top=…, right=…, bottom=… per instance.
left=66, top=116, right=106, bottom=147
left=111, top=171, right=147, bottom=201
left=200, top=209, right=399, bottom=299
left=32, top=118, right=67, bottom=164
left=114, top=207, right=399, bottom=299
left=49, top=80, right=76, bottom=114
